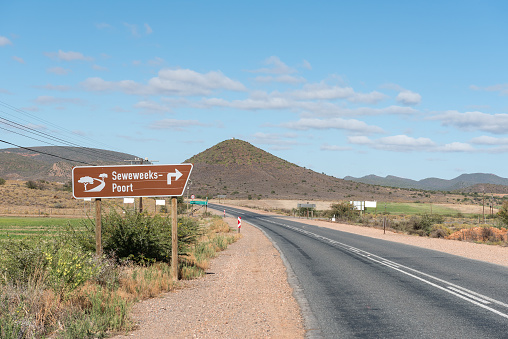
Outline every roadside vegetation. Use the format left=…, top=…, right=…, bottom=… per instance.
left=286, top=200, right=508, bottom=245
left=0, top=204, right=239, bottom=338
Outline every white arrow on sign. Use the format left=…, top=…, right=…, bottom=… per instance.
left=167, top=169, right=183, bottom=185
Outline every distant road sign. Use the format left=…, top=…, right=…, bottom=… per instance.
left=72, top=164, right=193, bottom=199
left=298, top=203, right=316, bottom=208
left=190, top=200, right=207, bottom=205
left=191, top=195, right=195, bottom=199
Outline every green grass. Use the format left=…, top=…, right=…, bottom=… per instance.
left=0, top=217, right=85, bottom=241
left=366, top=202, right=461, bottom=215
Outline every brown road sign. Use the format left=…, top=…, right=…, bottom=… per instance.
left=72, top=164, right=193, bottom=199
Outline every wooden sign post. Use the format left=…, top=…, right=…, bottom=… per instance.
left=72, top=164, right=193, bottom=265
left=171, top=197, right=178, bottom=280
left=95, top=198, right=102, bottom=256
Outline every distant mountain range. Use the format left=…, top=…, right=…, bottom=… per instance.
left=0, top=146, right=137, bottom=182
left=344, top=173, right=508, bottom=192
left=2, top=141, right=507, bottom=202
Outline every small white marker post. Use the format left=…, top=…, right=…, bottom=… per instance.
left=224, top=209, right=226, bottom=218
left=237, top=216, right=241, bottom=233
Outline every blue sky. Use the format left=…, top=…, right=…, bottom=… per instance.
left=1, top=1, right=508, bottom=180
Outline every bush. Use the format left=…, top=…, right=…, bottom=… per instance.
left=0, top=178, right=5, bottom=185
left=25, top=180, right=41, bottom=190
left=497, top=201, right=508, bottom=226
left=62, top=180, right=72, bottom=192
left=327, top=201, right=358, bottom=221
left=98, top=210, right=201, bottom=264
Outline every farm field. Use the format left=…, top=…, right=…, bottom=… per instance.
left=217, top=199, right=496, bottom=216
left=365, top=202, right=477, bottom=215
left=0, top=217, right=84, bottom=241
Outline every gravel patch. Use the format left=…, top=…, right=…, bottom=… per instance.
left=113, top=215, right=305, bottom=339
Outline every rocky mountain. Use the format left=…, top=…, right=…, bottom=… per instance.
left=185, top=139, right=433, bottom=202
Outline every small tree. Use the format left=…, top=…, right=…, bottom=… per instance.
left=328, top=201, right=358, bottom=221
left=0, top=178, right=5, bottom=185
left=497, top=201, right=508, bottom=226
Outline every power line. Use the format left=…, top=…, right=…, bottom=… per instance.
left=0, top=101, right=135, bottom=164
left=0, top=100, right=122, bottom=153
left=0, top=139, right=91, bottom=165
left=0, top=114, right=128, bottom=162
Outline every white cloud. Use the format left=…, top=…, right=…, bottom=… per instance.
left=45, top=50, right=93, bottom=61
left=21, top=106, right=39, bottom=112
left=282, top=118, right=384, bottom=134
left=145, top=23, right=153, bottom=34
left=254, top=75, right=306, bottom=84
left=112, top=106, right=129, bottom=113
left=134, top=100, right=172, bottom=114
left=0, top=36, right=12, bottom=46
left=36, top=84, right=71, bottom=91
left=250, top=132, right=300, bottom=147
left=396, top=90, right=421, bottom=106
left=47, top=67, right=71, bottom=75
left=289, top=83, right=355, bottom=100
left=287, top=82, right=386, bottom=104
left=12, top=56, right=24, bottom=63
left=470, top=84, right=508, bottom=96
left=348, top=91, right=387, bottom=104
left=301, top=59, right=312, bottom=70
left=436, top=142, right=475, bottom=152
left=148, top=119, right=207, bottom=131
left=200, top=97, right=293, bottom=111
left=349, top=134, right=435, bottom=152
left=347, top=136, right=373, bottom=145
left=95, top=23, right=112, bottom=29
left=82, top=69, right=246, bottom=96
left=124, top=23, right=139, bottom=37
left=299, top=103, right=418, bottom=117
left=250, top=56, right=296, bottom=74
left=148, top=57, right=164, bottom=66
left=320, top=143, right=352, bottom=151
left=432, top=110, right=508, bottom=134
left=470, top=136, right=508, bottom=145
left=92, top=64, right=108, bottom=71
left=117, top=134, right=159, bottom=142
left=34, top=96, right=83, bottom=105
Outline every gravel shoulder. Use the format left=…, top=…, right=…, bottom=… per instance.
left=113, top=214, right=305, bottom=339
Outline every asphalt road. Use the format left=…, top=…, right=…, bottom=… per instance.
left=209, top=203, right=508, bottom=338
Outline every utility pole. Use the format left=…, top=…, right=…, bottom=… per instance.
left=124, top=157, right=158, bottom=213
left=482, top=186, right=485, bottom=224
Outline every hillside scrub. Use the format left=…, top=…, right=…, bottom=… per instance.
left=0, top=212, right=237, bottom=338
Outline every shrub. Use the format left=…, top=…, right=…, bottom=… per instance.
left=62, top=180, right=72, bottom=192
left=0, top=178, right=5, bottom=185
left=327, top=201, right=358, bottom=221
left=497, top=201, right=508, bottom=226
left=98, top=210, right=201, bottom=264
left=25, top=180, right=41, bottom=190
